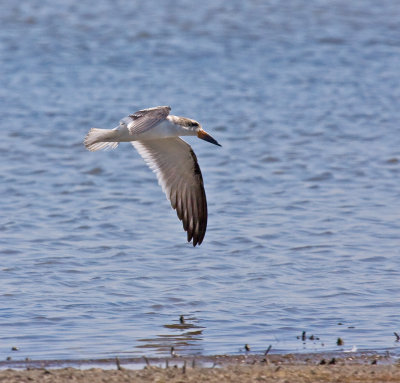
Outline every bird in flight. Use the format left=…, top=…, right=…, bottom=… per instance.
left=84, top=106, right=221, bottom=246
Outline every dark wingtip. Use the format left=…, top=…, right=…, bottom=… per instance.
left=191, top=238, right=202, bottom=247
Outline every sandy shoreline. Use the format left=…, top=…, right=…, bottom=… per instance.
left=0, top=352, right=399, bottom=382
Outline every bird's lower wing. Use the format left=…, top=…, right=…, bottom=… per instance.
left=132, top=138, right=207, bottom=246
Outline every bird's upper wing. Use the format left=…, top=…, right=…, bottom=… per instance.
left=125, top=106, right=171, bottom=135
left=132, top=138, right=207, bottom=246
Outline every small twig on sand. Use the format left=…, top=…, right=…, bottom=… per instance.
left=262, top=345, right=272, bottom=363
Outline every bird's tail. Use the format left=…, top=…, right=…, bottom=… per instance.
left=84, top=128, right=119, bottom=151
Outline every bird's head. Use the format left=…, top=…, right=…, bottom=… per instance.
left=174, top=116, right=222, bottom=147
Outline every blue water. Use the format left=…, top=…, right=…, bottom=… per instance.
left=1, top=0, right=400, bottom=361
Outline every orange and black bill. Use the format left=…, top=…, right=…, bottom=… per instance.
left=197, top=129, right=222, bottom=147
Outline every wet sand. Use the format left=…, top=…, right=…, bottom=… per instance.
left=0, top=352, right=399, bottom=382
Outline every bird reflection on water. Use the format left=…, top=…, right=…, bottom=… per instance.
left=135, top=316, right=205, bottom=356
